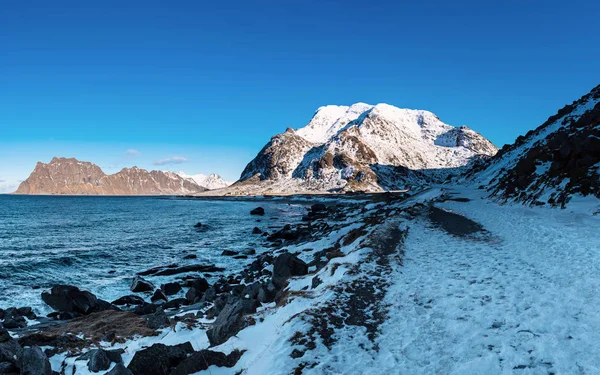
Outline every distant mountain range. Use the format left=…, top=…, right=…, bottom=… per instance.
left=13, top=158, right=218, bottom=195
left=177, top=171, right=232, bottom=190
left=13, top=85, right=599, bottom=204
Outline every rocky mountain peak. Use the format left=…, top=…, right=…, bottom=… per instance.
left=235, top=102, right=497, bottom=193
left=15, top=158, right=207, bottom=195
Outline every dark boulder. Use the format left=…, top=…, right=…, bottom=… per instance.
left=127, top=343, right=193, bottom=375
left=193, top=222, right=202, bottom=228
left=163, top=298, right=187, bottom=310
left=146, top=308, right=170, bottom=330
left=311, top=203, right=327, bottom=212
left=182, top=254, right=197, bottom=260
left=151, top=290, right=168, bottom=304
left=272, top=253, right=308, bottom=288
left=132, top=303, right=158, bottom=316
left=170, top=350, right=244, bottom=375
left=0, top=361, right=18, bottom=374
left=86, top=349, right=112, bottom=372
left=18, top=346, right=52, bottom=375
left=160, top=283, right=182, bottom=296
left=41, top=285, right=106, bottom=315
left=130, top=276, right=154, bottom=293
left=221, top=250, right=238, bottom=256
left=112, top=295, right=145, bottom=306
left=106, top=364, right=133, bottom=375
left=252, top=227, right=262, bottom=234
left=206, top=298, right=259, bottom=346
left=250, top=207, right=265, bottom=215
left=0, top=326, right=22, bottom=365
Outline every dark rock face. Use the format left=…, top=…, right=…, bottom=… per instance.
left=41, top=285, right=107, bottom=316
left=481, top=83, right=600, bottom=206
left=250, top=207, right=265, bottom=215
left=0, top=326, right=22, bottom=365
left=272, top=253, right=309, bottom=288
left=18, top=346, right=52, bottom=375
left=86, top=349, right=112, bottom=372
left=206, top=298, right=258, bottom=346
left=127, top=343, right=194, bottom=375
left=130, top=277, right=154, bottom=293
left=170, top=350, right=244, bottom=375
left=252, top=227, right=262, bottom=234
left=160, top=283, right=182, bottom=296
left=221, top=250, right=238, bottom=256
left=163, top=298, right=187, bottom=310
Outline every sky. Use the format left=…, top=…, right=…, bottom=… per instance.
left=1, top=0, right=599, bottom=192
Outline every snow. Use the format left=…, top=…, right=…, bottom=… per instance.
left=178, top=171, right=232, bottom=190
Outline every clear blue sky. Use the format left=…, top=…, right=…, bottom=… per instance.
left=1, top=0, right=598, bottom=192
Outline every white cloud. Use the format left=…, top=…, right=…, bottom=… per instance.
left=125, top=149, right=141, bottom=157
left=0, top=180, right=19, bottom=194
left=153, top=156, right=189, bottom=166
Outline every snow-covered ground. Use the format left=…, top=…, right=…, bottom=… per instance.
left=43, top=187, right=600, bottom=374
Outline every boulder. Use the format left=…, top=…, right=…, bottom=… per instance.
left=130, top=277, right=154, bottom=293
left=193, top=222, right=202, bottom=228
left=87, top=349, right=111, bottom=372
left=160, top=283, right=182, bottom=296
left=163, top=298, right=187, bottom=310
left=0, top=326, right=22, bottom=365
left=252, top=227, right=262, bottom=234
left=151, top=290, right=168, bottom=304
left=146, top=308, right=170, bottom=330
left=206, top=298, right=258, bottom=346
left=18, top=346, right=52, bottom=375
left=106, top=364, right=133, bottom=375
left=250, top=207, right=265, bottom=215
left=41, top=285, right=105, bottom=315
left=112, top=295, right=145, bottom=306
left=272, top=253, right=309, bottom=288
left=221, top=250, right=238, bottom=256
left=182, top=254, right=197, bottom=260
left=127, top=343, right=193, bottom=375
left=170, top=350, right=244, bottom=375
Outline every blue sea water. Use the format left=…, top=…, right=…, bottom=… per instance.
left=0, top=195, right=306, bottom=314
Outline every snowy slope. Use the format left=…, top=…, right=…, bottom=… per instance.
left=468, top=83, right=600, bottom=207
left=177, top=171, right=232, bottom=190
left=237, top=103, right=497, bottom=193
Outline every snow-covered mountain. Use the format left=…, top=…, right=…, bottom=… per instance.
left=14, top=157, right=207, bottom=195
left=177, top=171, right=232, bottom=190
left=237, top=103, right=497, bottom=193
left=468, top=83, right=600, bottom=208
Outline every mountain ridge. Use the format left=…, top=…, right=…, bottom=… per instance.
left=14, top=157, right=208, bottom=195
left=233, top=102, right=498, bottom=194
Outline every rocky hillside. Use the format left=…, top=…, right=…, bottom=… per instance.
left=14, top=157, right=207, bottom=195
left=236, top=103, right=497, bottom=193
left=469, top=84, right=600, bottom=208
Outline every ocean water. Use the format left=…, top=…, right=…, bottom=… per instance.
left=0, top=195, right=306, bottom=314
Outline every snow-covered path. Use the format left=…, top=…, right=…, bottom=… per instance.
left=376, top=189, right=600, bottom=374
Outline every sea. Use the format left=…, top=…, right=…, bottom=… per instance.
left=0, top=195, right=307, bottom=314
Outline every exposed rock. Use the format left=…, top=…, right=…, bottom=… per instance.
left=272, top=253, right=309, bottom=288
left=112, top=295, right=145, bottom=306
left=18, top=346, right=52, bottom=375
left=163, top=298, right=187, bottom=310
left=170, top=350, right=244, bottom=375
left=221, top=250, right=238, bottom=256
left=14, top=157, right=207, bottom=195
left=41, top=285, right=107, bottom=315
left=146, top=308, right=170, bottom=330
left=206, top=298, right=259, bottom=346
left=127, top=342, right=194, bottom=375
left=151, top=290, right=168, bottom=304
left=138, top=264, right=224, bottom=277
left=252, top=227, right=263, bottom=234
left=250, top=207, right=265, bottom=215
left=130, top=277, right=154, bottom=293
left=160, top=283, right=182, bottom=296
left=106, top=364, right=133, bottom=375
left=0, top=326, right=22, bottom=365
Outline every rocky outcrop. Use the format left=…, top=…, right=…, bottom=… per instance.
left=14, top=157, right=207, bottom=195
left=41, top=285, right=111, bottom=317
left=472, top=83, right=600, bottom=207
left=234, top=103, right=497, bottom=193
